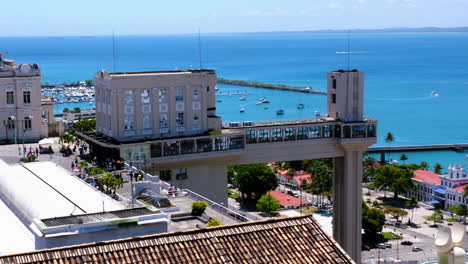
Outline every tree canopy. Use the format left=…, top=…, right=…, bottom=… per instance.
left=256, top=194, right=281, bottom=214
left=433, top=163, right=443, bottom=174
left=234, top=164, right=278, bottom=200
left=362, top=201, right=385, bottom=236
left=373, top=165, right=415, bottom=199
left=383, top=207, right=408, bottom=222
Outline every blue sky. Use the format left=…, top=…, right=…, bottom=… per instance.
left=1, top=0, right=467, bottom=36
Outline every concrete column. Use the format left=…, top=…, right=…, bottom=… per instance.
left=333, top=150, right=363, bottom=264
left=186, top=165, right=228, bottom=204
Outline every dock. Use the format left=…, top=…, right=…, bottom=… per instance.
left=367, top=143, right=468, bottom=153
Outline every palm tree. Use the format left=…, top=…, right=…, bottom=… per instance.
left=433, top=163, right=443, bottom=174
left=420, top=161, right=430, bottom=170
left=385, top=132, right=395, bottom=163
left=463, top=185, right=468, bottom=204
left=400, top=154, right=408, bottom=164
left=405, top=196, right=418, bottom=224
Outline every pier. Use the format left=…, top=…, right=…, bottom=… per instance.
left=367, top=143, right=468, bottom=153
left=217, top=78, right=327, bottom=95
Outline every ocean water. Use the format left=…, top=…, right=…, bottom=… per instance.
left=1, top=33, right=468, bottom=155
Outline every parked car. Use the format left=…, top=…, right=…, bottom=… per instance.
left=287, top=190, right=299, bottom=197
left=401, top=241, right=413, bottom=246
left=384, top=243, right=392, bottom=248
left=412, top=247, right=423, bottom=252
left=377, top=243, right=386, bottom=249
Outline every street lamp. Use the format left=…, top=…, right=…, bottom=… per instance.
left=10, top=116, right=17, bottom=145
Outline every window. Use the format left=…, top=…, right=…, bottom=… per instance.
left=141, top=90, right=151, bottom=104
left=7, top=118, right=15, bottom=129
left=246, top=130, right=257, bottom=144
left=193, top=89, right=200, bottom=101
left=24, top=117, right=32, bottom=130
left=193, top=114, right=200, bottom=130
left=160, top=170, right=172, bottom=181
left=150, top=143, right=162, bottom=158
left=160, top=114, right=168, bottom=128
left=332, top=94, right=336, bottom=104
left=332, top=79, right=337, bottom=89
left=163, top=141, right=180, bottom=156
left=297, top=127, right=309, bottom=140
left=175, top=168, right=188, bottom=180
left=6, top=91, right=14, bottom=105
left=284, top=128, right=296, bottom=141
left=206, top=86, right=210, bottom=92
left=23, top=91, right=31, bottom=104
left=272, top=128, right=283, bottom=142
left=159, top=89, right=168, bottom=104
left=258, top=129, right=270, bottom=143
left=143, top=115, right=152, bottom=130
left=124, top=117, right=135, bottom=131
left=175, top=88, right=184, bottom=102
left=176, top=113, right=184, bottom=128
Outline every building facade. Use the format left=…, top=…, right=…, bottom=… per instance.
left=407, top=166, right=468, bottom=210
left=94, top=69, right=221, bottom=142
left=0, top=55, right=53, bottom=143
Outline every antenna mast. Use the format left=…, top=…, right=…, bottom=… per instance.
left=347, top=29, right=351, bottom=71
left=112, top=29, right=116, bottom=72
left=198, top=28, right=203, bottom=69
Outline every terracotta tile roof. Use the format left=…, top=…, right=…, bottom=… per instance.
left=278, top=170, right=313, bottom=185
left=454, top=185, right=467, bottom=193
left=0, top=215, right=353, bottom=264
left=413, top=170, right=441, bottom=185
left=268, top=190, right=308, bottom=207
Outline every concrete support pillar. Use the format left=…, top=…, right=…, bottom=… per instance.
left=186, top=165, right=228, bottom=204
left=333, top=150, right=363, bottom=264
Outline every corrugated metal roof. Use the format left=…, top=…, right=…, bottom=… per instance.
left=0, top=215, right=353, bottom=264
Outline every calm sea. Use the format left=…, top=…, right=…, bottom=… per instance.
left=1, top=33, right=468, bottom=167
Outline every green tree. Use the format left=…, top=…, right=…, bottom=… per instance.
left=425, top=209, right=443, bottom=226
left=306, top=160, right=332, bottom=205
left=79, top=161, right=89, bottom=168
left=405, top=196, right=419, bottom=224
left=385, top=132, right=395, bottom=162
left=400, top=154, right=408, bottom=164
left=256, top=194, right=281, bottom=215
left=373, top=165, right=415, bottom=199
left=68, top=118, right=96, bottom=135
left=85, top=79, right=93, bottom=86
left=433, top=163, right=443, bottom=174
left=191, top=201, right=208, bottom=216
left=420, top=161, right=430, bottom=170
left=97, top=173, right=121, bottom=195
left=207, top=218, right=222, bottom=227
left=362, top=201, right=386, bottom=236
left=450, top=204, right=468, bottom=224
left=234, top=164, right=278, bottom=200
left=383, top=207, right=408, bottom=222
left=448, top=205, right=459, bottom=220
left=62, top=108, right=70, bottom=113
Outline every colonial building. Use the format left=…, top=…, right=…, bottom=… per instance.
left=407, top=165, right=468, bottom=209
left=0, top=55, right=55, bottom=143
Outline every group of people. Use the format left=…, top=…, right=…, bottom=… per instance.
left=18, top=145, right=39, bottom=157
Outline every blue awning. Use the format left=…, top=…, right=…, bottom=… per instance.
left=426, top=200, right=440, bottom=205
left=434, top=187, right=447, bottom=194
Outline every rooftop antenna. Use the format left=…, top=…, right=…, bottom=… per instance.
left=347, top=29, right=351, bottom=71
left=198, top=28, right=203, bottom=69
left=112, top=29, right=116, bottom=72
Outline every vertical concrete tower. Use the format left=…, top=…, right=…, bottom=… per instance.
left=329, top=69, right=368, bottom=263
left=327, top=70, right=364, bottom=121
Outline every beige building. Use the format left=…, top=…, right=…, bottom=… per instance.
left=0, top=55, right=55, bottom=143
left=94, top=69, right=221, bottom=142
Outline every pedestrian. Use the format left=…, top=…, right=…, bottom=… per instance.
left=71, top=161, right=75, bottom=169
left=35, top=147, right=39, bottom=156
left=18, top=146, right=21, bottom=156
left=23, top=146, right=26, bottom=155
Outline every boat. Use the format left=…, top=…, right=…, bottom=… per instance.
left=297, top=104, right=305, bottom=109
left=240, top=108, right=245, bottom=113
left=264, top=106, right=269, bottom=109
left=240, top=95, right=247, bottom=100
left=261, top=99, right=270, bottom=103
left=305, top=87, right=311, bottom=91
left=314, top=111, right=321, bottom=117
left=276, top=109, right=284, bottom=115
left=431, top=91, right=440, bottom=97
left=256, top=101, right=263, bottom=105
left=216, top=100, right=222, bottom=103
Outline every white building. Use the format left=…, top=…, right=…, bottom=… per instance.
left=0, top=160, right=168, bottom=255
left=0, top=55, right=56, bottom=143
left=407, top=165, right=468, bottom=210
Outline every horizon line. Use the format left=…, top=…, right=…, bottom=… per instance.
left=1, top=26, right=468, bottom=38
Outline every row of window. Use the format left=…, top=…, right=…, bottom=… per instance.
left=150, top=135, right=245, bottom=158
left=160, top=168, right=188, bottom=181
left=5, top=91, right=31, bottom=105
left=122, top=113, right=201, bottom=132
left=5, top=117, right=32, bottom=130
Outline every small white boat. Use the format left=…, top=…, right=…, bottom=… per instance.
left=314, top=111, right=321, bottom=117
left=431, top=91, right=439, bottom=97
left=240, top=108, right=245, bottom=113
left=261, top=99, right=270, bottom=103
left=305, top=87, right=311, bottom=91
left=297, top=104, right=305, bottom=109
left=256, top=101, right=263, bottom=105
left=240, top=95, right=247, bottom=100
left=276, top=109, right=284, bottom=115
